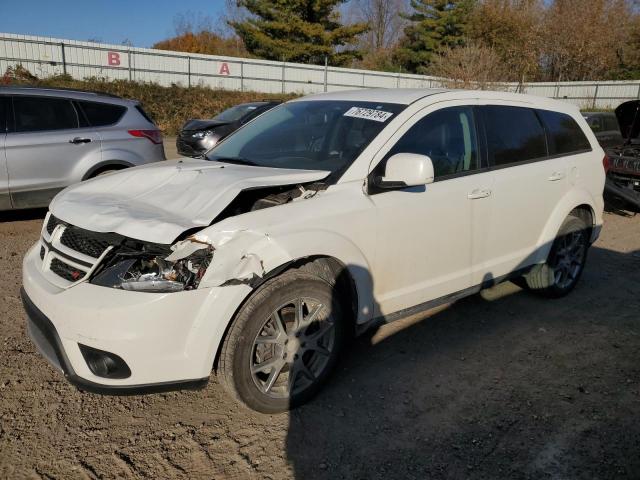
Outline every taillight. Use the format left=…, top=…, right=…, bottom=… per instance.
left=128, top=129, right=162, bottom=144
left=603, top=154, right=611, bottom=173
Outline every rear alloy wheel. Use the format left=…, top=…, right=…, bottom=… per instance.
left=519, top=215, right=590, bottom=297
left=219, top=271, right=347, bottom=413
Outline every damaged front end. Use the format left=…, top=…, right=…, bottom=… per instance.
left=48, top=180, right=320, bottom=293
left=90, top=239, right=214, bottom=293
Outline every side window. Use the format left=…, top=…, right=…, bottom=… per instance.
left=604, top=115, right=619, bottom=132
left=482, top=106, right=547, bottom=167
left=0, top=96, right=7, bottom=133
left=387, top=106, right=479, bottom=179
left=586, top=116, right=602, bottom=132
left=78, top=101, right=126, bottom=127
left=537, top=109, right=591, bottom=155
left=13, top=96, right=78, bottom=133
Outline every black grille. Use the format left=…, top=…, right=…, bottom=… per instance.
left=45, top=215, right=62, bottom=235
left=50, top=258, right=85, bottom=282
left=39, top=246, right=45, bottom=260
left=60, top=226, right=111, bottom=259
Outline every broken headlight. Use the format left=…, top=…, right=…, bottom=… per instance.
left=91, top=244, right=213, bottom=293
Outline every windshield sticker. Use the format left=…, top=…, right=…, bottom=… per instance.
left=343, top=107, right=393, bottom=123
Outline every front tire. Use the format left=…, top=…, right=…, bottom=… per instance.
left=519, top=215, right=590, bottom=298
left=218, top=270, right=347, bottom=413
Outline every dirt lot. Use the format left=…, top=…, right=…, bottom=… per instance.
left=0, top=210, right=639, bottom=479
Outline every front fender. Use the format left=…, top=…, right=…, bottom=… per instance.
left=178, top=228, right=376, bottom=377
left=187, top=228, right=375, bottom=325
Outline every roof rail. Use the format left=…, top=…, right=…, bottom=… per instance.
left=0, top=85, right=122, bottom=98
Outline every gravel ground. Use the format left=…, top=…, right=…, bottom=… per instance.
left=0, top=210, right=639, bottom=479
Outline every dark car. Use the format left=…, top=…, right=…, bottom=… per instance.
left=582, top=111, right=623, bottom=148
left=176, top=101, right=281, bottom=157
left=603, top=100, right=640, bottom=211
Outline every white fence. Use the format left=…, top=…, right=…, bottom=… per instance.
left=2, top=32, right=640, bottom=109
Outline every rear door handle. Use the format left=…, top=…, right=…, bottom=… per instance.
left=467, top=188, right=492, bottom=200
left=69, top=137, right=92, bottom=144
left=548, top=171, right=565, bottom=181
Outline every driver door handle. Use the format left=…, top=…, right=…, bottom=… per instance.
left=69, top=137, right=92, bottom=144
left=467, top=188, right=492, bottom=200
left=548, top=171, right=565, bottom=181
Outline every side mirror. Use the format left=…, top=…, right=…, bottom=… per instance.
left=377, top=153, right=435, bottom=189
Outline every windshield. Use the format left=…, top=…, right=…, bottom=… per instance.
left=205, top=100, right=405, bottom=178
left=213, top=103, right=264, bottom=123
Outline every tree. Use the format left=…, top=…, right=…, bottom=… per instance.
left=543, top=0, right=632, bottom=81
left=394, top=0, right=476, bottom=73
left=355, top=0, right=408, bottom=50
left=468, top=0, right=544, bottom=83
left=429, top=42, right=511, bottom=88
left=153, top=13, right=249, bottom=57
left=229, top=0, right=368, bottom=65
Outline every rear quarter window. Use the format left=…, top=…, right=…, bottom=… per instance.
left=78, top=101, right=126, bottom=127
left=135, top=105, right=156, bottom=125
left=537, top=109, right=591, bottom=155
left=481, top=105, right=547, bottom=166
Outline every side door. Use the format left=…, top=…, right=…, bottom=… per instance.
left=368, top=102, right=493, bottom=317
left=5, top=95, right=101, bottom=209
left=477, top=104, right=570, bottom=282
left=0, top=96, right=10, bottom=210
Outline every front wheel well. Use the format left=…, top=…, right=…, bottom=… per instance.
left=212, top=255, right=358, bottom=372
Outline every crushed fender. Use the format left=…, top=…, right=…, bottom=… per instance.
left=166, top=230, right=289, bottom=288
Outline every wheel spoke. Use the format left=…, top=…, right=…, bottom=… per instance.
left=294, top=298, right=304, bottom=330
left=263, top=360, right=285, bottom=393
left=307, top=343, right=330, bottom=356
left=272, top=310, right=287, bottom=336
left=300, top=302, right=324, bottom=328
left=305, top=321, right=333, bottom=345
left=251, top=357, right=280, bottom=375
left=255, top=335, right=281, bottom=345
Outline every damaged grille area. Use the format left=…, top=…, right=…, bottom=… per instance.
left=50, top=258, right=86, bottom=282
left=41, top=212, right=122, bottom=285
left=60, top=226, right=111, bottom=259
left=45, top=215, right=62, bottom=235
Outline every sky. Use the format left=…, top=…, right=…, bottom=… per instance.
left=0, top=0, right=227, bottom=47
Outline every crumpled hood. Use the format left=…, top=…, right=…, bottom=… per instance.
left=49, top=159, right=330, bottom=244
left=615, top=100, right=640, bottom=141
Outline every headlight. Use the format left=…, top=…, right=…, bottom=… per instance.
left=191, top=130, right=214, bottom=139
left=91, top=244, right=213, bottom=293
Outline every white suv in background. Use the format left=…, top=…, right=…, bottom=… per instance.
left=0, top=87, right=165, bottom=210
left=21, top=89, right=605, bottom=413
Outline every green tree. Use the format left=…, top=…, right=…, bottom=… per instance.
left=395, top=0, right=476, bottom=73
left=229, top=0, right=368, bottom=65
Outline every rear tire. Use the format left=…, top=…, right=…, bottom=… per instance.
left=218, top=270, right=347, bottom=413
left=519, top=215, right=590, bottom=298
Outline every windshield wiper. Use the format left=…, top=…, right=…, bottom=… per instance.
left=212, top=156, right=258, bottom=166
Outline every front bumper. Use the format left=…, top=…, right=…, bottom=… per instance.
left=21, top=288, right=208, bottom=394
left=22, top=243, right=252, bottom=392
left=176, top=135, right=207, bottom=158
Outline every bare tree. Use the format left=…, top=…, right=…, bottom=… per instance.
left=354, top=0, right=408, bottom=50
left=429, top=42, right=512, bottom=89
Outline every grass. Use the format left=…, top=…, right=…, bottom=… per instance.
left=2, top=68, right=297, bottom=135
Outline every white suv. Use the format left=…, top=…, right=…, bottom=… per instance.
left=21, top=89, right=605, bottom=413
